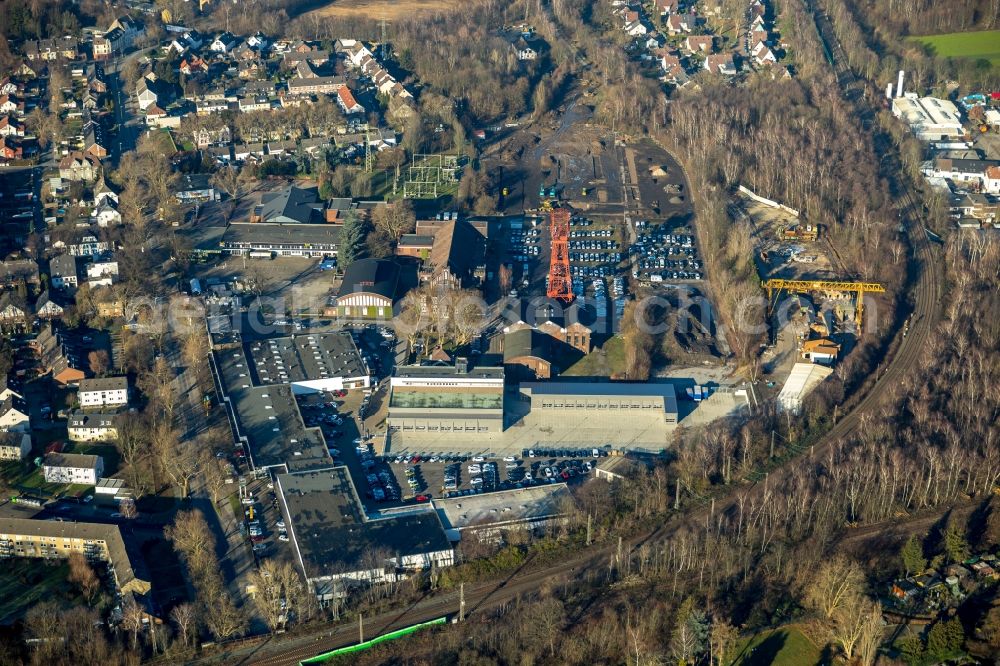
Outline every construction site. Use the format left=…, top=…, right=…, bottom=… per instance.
left=734, top=190, right=886, bottom=374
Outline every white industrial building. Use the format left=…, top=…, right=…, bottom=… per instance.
left=891, top=95, right=964, bottom=142
left=777, top=362, right=833, bottom=414
left=248, top=332, right=371, bottom=394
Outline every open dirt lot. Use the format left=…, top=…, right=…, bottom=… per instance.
left=738, top=196, right=839, bottom=281
left=308, top=0, right=460, bottom=19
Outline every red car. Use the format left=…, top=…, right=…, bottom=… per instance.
left=561, top=470, right=570, bottom=480
left=250, top=535, right=265, bottom=543
left=415, top=495, right=429, bottom=502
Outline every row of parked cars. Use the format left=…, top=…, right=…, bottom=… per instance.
left=631, top=224, right=703, bottom=283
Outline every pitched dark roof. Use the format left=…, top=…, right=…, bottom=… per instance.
left=503, top=328, right=552, bottom=363
left=337, top=258, right=401, bottom=301
left=258, top=186, right=325, bottom=224
left=429, top=219, right=485, bottom=283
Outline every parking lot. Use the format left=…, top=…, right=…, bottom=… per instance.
left=631, top=221, right=704, bottom=284
left=381, top=448, right=602, bottom=501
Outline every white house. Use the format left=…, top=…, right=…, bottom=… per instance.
left=136, top=77, right=159, bottom=111
left=86, top=261, right=119, bottom=287
left=210, top=32, right=239, bottom=53
left=0, top=396, right=29, bottom=433
left=49, top=254, right=78, bottom=289
left=78, top=376, right=129, bottom=408
left=982, top=166, right=1000, bottom=194
left=625, top=21, right=649, bottom=36
left=43, top=452, right=105, bottom=485
left=752, top=41, right=777, bottom=64
left=892, top=95, right=964, bottom=141
left=68, top=411, right=119, bottom=442
left=94, top=201, right=122, bottom=227
left=0, top=432, right=31, bottom=461
left=336, top=87, right=365, bottom=115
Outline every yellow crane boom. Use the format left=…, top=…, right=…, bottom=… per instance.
left=762, top=279, right=886, bottom=329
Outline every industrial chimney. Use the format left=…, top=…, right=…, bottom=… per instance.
left=886, top=83, right=893, bottom=100
left=896, top=70, right=905, bottom=98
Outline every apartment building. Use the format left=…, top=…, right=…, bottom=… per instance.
left=0, top=518, right=150, bottom=594
left=78, top=376, right=129, bottom=408
left=42, top=452, right=105, bottom=485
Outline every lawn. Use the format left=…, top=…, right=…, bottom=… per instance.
left=730, top=626, right=822, bottom=666
left=563, top=336, right=626, bottom=377
left=0, top=559, right=84, bottom=625
left=310, top=0, right=460, bottom=20
left=909, top=30, right=1000, bottom=68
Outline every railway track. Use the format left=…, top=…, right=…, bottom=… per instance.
left=634, top=0, right=944, bottom=545
left=198, top=9, right=943, bottom=666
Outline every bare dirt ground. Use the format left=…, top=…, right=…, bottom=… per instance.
left=308, top=0, right=459, bottom=19
left=739, top=195, right=839, bottom=281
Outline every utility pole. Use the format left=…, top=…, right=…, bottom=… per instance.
left=459, top=582, right=465, bottom=622
left=769, top=430, right=775, bottom=459
left=586, top=512, right=592, bottom=546
left=380, top=18, right=388, bottom=60
left=359, top=613, right=364, bottom=644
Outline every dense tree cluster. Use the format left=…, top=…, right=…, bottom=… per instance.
left=392, top=6, right=539, bottom=121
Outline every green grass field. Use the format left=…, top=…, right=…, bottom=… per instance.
left=730, top=626, right=822, bottom=666
left=563, top=336, right=626, bottom=377
left=0, top=560, right=83, bottom=624
left=909, top=30, right=1000, bottom=67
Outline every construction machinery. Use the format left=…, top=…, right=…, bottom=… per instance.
left=780, top=224, right=819, bottom=242
left=762, top=279, right=885, bottom=329
left=546, top=208, right=573, bottom=303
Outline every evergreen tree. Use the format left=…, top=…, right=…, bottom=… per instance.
left=926, top=617, right=964, bottom=659
left=669, top=598, right=709, bottom=665
left=338, top=211, right=370, bottom=270
left=901, top=534, right=927, bottom=576
left=943, top=519, right=970, bottom=564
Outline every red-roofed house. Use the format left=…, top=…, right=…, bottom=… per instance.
left=704, top=53, right=737, bottom=76
left=685, top=36, right=714, bottom=53
left=666, top=14, right=693, bottom=34
left=654, top=0, right=679, bottom=15
left=984, top=166, right=1000, bottom=194
left=336, top=87, right=365, bottom=115
left=0, top=116, right=25, bottom=137
left=0, top=138, right=23, bottom=160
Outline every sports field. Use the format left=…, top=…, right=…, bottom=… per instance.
left=310, top=0, right=459, bottom=20
left=909, top=30, right=1000, bottom=68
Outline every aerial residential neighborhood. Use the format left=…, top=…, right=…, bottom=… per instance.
left=0, top=0, right=997, bottom=664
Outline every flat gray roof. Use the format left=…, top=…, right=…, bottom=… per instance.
left=249, top=332, right=366, bottom=386
left=231, top=384, right=332, bottom=471
left=393, top=365, right=504, bottom=380
left=433, top=484, right=571, bottom=531
left=277, top=468, right=451, bottom=580
left=214, top=347, right=254, bottom=396
left=521, top=381, right=678, bottom=413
